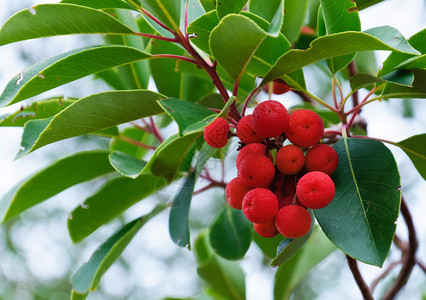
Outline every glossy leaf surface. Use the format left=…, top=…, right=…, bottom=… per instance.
left=17, top=90, right=166, bottom=158
left=262, top=27, right=420, bottom=84
left=194, top=231, right=246, bottom=300
left=1, top=151, right=115, bottom=222
left=273, top=228, right=335, bottom=300
left=209, top=206, right=252, bottom=260
left=169, top=172, right=197, bottom=248
left=68, top=173, right=169, bottom=243
left=397, top=134, right=426, bottom=180
left=316, top=137, right=401, bottom=267
left=0, top=4, right=134, bottom=46
left=0, top=46, right=151, bottom=107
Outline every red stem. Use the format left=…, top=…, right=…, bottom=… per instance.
left=153, top=54, right=198, bottom=65
left=241, top=86, right=261, bottom=117
left=140, top=7, right=175, bottom=34
left=118, top=135, right=156, bottom=150
left=134, top=32, right=177, bottom=42
left=149, top=116, right=164, bottom=142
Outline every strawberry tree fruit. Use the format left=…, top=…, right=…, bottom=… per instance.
left=275, top=205, right=312, bottom=238
left=242, top=188, right=279, bottom=223
left=252, top=100, right=289, bottom=138
left=203, top=117, right=230, bottom=148
left=286, top=109, right=324, bottom=148
left=253, top=219, right=279, bottom=238
left=275, top=144, right=305, bottom=175
left=225, top=177, right=252, bottom=210
left=236, top=143, right=269, bottom=169
left=238, top=154, right=275, bottom=188
left=305, top=143, right=339, bottom=175
left=272, top=81, right=291, bottom=95
left=236, top=115, right=266, bottom=144
left=296, top=171, right=336, bottom=209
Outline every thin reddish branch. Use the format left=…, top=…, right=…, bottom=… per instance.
left=149, top=116, right=164, bottom=142
left=346, top=256, right=374, bottom=300
left=153, top=54, right=198, bottom=65
left=134, top=32, right=177, bottom=42
left=370, top=260, right=402, bottom=292
left=118, top=135, right=156, bottom=150
left=241, top=86, right=261, bottom=116
left=193, top=182, right=225, bottom=195
left=382, top=197, right=418, bottom=300
left=140, top=7, right=175, bottom=34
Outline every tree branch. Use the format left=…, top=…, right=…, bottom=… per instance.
left=346, top=256, right=374, bottom=300
left=382, top=197, right=418, bottom=300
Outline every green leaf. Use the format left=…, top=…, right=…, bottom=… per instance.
left=150, top=132, right=203, bottom=181
left=0, top=45, right=152, bottom=107
left=108, top=151, right=147, bottom=178
left=16, top=90, right=166, bottom=158
left=114, top=9, right=151, bottom=89
left=67, top=173, right=169, bottom=243
left=217, top=0, right=248, bottom=19
left=210, top=14, right=268, bottom=81
left=380, top=69, right=426, bottom=99
left=270, top=210, right=315, bottom=267
left=110, top=127, right=154, bottom=159
left=380, top=28, right=426, bottom=76
left=273, top=227, right=335, bottom=300
left=140, top=0, right=181, bottom=32
left=158, top=98, right=216, bottom=135
left=149, top=40, right=187, bottom=98
left=60, top=0, right=136, bottom=10
left=0, top=98, right=75, bottom=127
left=349, top=70, right=414, bottom=91
left=282, top=0, right=308, bottom=43
left=396, top=134, right=426, bottom=180
left=248, top=0, right=281, bottom=23
left=253, top=232, right=285, bottom=259
left=0, top=4, right=134, bottom=46
left=71, top=290, right=88, bottom=300
left=316, top=137, right=401, bottom=267
left=355, top=0, right=385, bottom=10
left=187, top=10, right=219, bottom=55
left=209, top=206, right=252, bottom=260
left=194, top=231, right=246, bottom=300
left=0, top=151, right=115, bottom=222
left=319, top=0, right=361, bottom=72
left=169, top=172, right=197, bottom=248
left=71, top=207, right=163, bottom=296
left=394, top=54, right=426, bottom=70
left=261, top=27, right=420, bottom=84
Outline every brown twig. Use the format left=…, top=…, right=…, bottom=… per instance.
left=370, top=260, right=402, bottom=292
left=382, top=197, right=418, bottom=300
left=346, top=256, right=374, bottom=300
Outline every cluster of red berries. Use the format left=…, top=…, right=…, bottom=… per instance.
left=203, top=100, right=339, bottom=239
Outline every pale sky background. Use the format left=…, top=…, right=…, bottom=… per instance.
left=0, top=1, right=425, bottom=299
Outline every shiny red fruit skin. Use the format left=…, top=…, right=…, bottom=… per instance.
left=275, top=145, right=305, bottom=175
left=238, top=154, right=275, bottom=188
left=242, top=188, right=279, bottom=223
left=226, top=177, right=251, bottom=210
left=236, top=115, right=266, bottom=144
left=252, top=100, right=289, bottom=138
left=296, top=171, right=335, bottom=209
left=286, top=109, right=324, bottom=148
left=305, top=143, right=339, bottom=175
left=203, top=118, right=230, bottom=148
left=275, top=205, right=312, bottom=238
left=254, top=219, right=279, bottom=238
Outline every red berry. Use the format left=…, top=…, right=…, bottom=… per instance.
left=252, top=100, right=289, bottom=138
left=275, top=205, right=312, bottom=238
left=272, top=81, right=291, bottom=95
left=296, top=171, right=335, bottom=209
left=242, top=188, right=278, bottom=223
left=236, top=143, right=269, bottom=169
left=285, top=109, right=324, bottom=148
left=238, top=154, right=275, bottom=188
left=253, top=219, right=279, bottom=238
left=203, top=117, right=229, bottom=148
left=305, top=144, right=339, bottom=175
left=275, top=145, right=305, bottom=175
left=236, top=115, right=266, bottom=144
left=226, top=177, right=251, bottom=210
left=274, top=178, right=284, bottom=200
